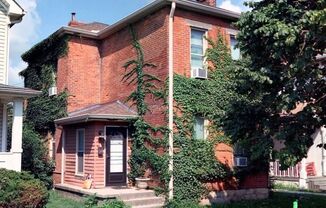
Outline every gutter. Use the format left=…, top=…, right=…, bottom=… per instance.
left=168, top=0, right=176, bottom=201
left=53, top=0, right=240, bottom=40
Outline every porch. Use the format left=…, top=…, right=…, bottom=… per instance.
left=0, top=84, right=40, bottom=171
left=54, top=183, right=165, bottom=208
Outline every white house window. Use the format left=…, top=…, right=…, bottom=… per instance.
left=76, top=129, right=85, bottom=175
left=230, top=35, right=240, bottom=60
left=191, top=29, right=206, bottom=70
left=194, top=116, right=207, bottom=140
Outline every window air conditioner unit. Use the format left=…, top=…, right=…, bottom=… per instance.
left=192, top=68, right=207, bottom=79
left=235, top=157, right=248, bottom=167
left=49, top=86, right=57, bottom=96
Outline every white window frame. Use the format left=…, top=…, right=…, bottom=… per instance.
left=75, top=128, right=85, bottom=176
left=227, top=29, right=240, bottom=60
left=194, top=116, right=209, bottom=140
left=190, top=28, right=208, bottom=77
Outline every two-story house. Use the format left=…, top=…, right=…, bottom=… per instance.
left=21, top=0, right=269, bottom=204
left=0, top=0, right=40, bottom=172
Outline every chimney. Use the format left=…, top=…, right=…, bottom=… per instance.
left=196, top=0, right=216, bottom=7
left=68, top=12, right=83, bottom=27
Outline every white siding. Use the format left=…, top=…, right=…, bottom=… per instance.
left=0, top=5, right=8, bottom=84
left=0, top=104, right=3, bottom=151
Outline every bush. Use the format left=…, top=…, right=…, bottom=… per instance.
left=0, top=168, right=48, bottom=208
left=98, top=200, right=130, bottom=208
left=22, top=123, right=55, bottom=189
left=165, top=200, right=203, bottom=208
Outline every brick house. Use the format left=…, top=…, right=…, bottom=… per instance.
left=22, top=0, right=268, bottom=202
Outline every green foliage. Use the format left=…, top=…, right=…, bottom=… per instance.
left=26, top=91, right=68, bottom=133
left=122, top=25, right=169, bottom=186
left=173, top=139, right=232, bottom=203
left=22, top=123, right=55, bottom=189
left=0, top=168, right=48, bottom=208
left=19, top=34, right=69, bottom=188
left=98, top=200, right=130, bottom=208
left=224, top=0, right=326, bottom=169
left=172, top=34, right=236, bottom=203
left=84, top=194, right=98, bottom=208
left=165, top=200, right=204, bottom=208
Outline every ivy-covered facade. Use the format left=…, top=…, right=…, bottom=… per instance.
left=22, top=0, right=269, bottom=204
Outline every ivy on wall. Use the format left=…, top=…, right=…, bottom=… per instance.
left=122, top=25, right=169, bottom=187
left=20, top=34, right=69, bottom=134
left=171, top=34, right=237, bottom=203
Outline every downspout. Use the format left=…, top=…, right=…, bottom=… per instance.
left=168, top=0, right=176, bottom=201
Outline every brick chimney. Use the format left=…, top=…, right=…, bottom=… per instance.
left=68, top=12, right=84, bottom=27
left=195, top=0, right=216, bottom=7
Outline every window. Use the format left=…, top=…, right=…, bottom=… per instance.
left=191, top=29, right=206, bottom=70
left=76, top=129, right=85, bottom=175
left=230, top=35, right=240, bottom=60
left=194, top=116, right=207, bottom=140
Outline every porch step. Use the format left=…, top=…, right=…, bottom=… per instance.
left=122, top=196, right=165, bottom=207
left=116, top=190, right=156, bottom=200
left=132, top=204, right=165, bottom=208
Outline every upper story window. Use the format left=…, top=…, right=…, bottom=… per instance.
left=191, top=29, right=206, bottom=70
left=76, top=129, right=85, bottom=175
left=230, top=34, right=240, bottom=60
left=194, top=116, right=208, bottom=140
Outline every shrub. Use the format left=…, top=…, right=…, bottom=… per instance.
left=98, top=200, right=130, bottom=208
left=165, top=200, right=203, bottom=208
left=22, top=123, right=55, bottom=189
left=0, top=168, right=48, bottom=208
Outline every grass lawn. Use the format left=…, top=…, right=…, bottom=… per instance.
left=216, top=192, right=326, bottom=208
left=46, top=191, right=84, bottom=208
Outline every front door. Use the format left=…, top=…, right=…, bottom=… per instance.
left=106, top=127, right=127, bottom=186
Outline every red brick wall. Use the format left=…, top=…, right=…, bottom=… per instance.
left=100, top=8, right=169, bottom=127
left=57, top=38, right=101, bottom=112
left=173, top=8, right=234, bottom=77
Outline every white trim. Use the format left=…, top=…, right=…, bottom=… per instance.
left=1, top=103, right=7, bottom=152
left=104, top=125, right=128, bottom=187
left=226, top=28, right=238, bottom=36
left=185, top=19, right=212, bottom=30
left=75, top=128, right=85, bottom=176
left=204, top=119, right=209, bottom=140
left=190, top=27, right=208, bottom=78
left=126, top=128, right=129, bottom=184
left=61, top=129, right=66, bottom=184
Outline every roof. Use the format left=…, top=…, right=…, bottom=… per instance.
left=55, top=100, right=138, bottom=125
left=0, top=0, right=25, bottom=26
left=45, top=0, right=240, bottom=40
left=69, top=22, right=109, bottom=32
left=0, top=84, right=41, bottom=98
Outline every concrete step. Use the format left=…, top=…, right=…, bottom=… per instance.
left=124, top=196, right=165, bottom=207
left=132, top=204, right=164, bottom=208
left=116, top=191, right=156, bottom=200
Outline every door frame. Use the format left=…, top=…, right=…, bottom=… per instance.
left=104, top=125, right=128, bottom=186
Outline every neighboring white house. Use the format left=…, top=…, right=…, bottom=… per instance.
left=270, top=55, right=326, bottom=191
left=0, top=0, right=40, bottom=172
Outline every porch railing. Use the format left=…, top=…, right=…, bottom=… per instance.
left=270, top=160, right=301, bottom=178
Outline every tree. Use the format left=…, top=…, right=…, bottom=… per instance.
left=223, top=0, right=326, bottom=168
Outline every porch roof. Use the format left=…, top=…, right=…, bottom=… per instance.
left=0, top=84, right=41, bottom=98
left=55, top=100, right=138, bottom=125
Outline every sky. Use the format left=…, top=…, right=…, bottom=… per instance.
left=9, top=0, right=248, bottom=87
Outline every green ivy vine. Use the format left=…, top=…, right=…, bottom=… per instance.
left=171, top=34, right=238, bottom=203
left=20, top=34, right=69, bottom=134
left=123, top=25, right=169, bottom=188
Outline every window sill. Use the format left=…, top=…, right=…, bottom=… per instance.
left=75, top=173, right=84, bottom=178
